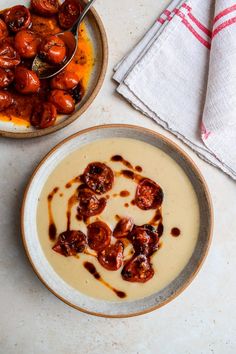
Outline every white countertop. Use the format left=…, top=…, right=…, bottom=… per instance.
left=0, top=1, right=236, bottom=353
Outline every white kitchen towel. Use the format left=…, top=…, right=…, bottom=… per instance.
left=113, top=0, right=236, bottom=180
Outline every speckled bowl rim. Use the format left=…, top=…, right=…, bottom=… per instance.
left=21, top=124, right=213, bottom=318
left=0, top=5, right=108, bottom=139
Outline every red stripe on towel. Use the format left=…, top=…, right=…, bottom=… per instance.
left=188, top=13, right=212, bottom=37
left=213, top=5, right=236, bottom=25
left=212, top=16, right=236, bottom=38
left=157, top=17, right=165, bottom=24
left=164, top=9, right=172, bottom=21
left=174, top=9, right=211, bottom=49
left=182, top=3, right=192, bottom=12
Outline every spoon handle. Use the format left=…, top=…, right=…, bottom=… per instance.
left=80, top=0, right=97, bottom=23
left=71, top=0, right=97, bottom=35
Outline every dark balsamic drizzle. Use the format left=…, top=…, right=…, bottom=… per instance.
left=66, top=192, right=78, bottom=231
left=83, top=262, right=126, bottom=299
left=135, top=166, right=143, bottom=172
left=65, top=176, right=82, bottom=189
left=120, top=190, right=130, bottom=197
left=47, top=187, right=59, bottom=241
left=111, top=155, right=133, bottom=170
left=171, top=228, right=181, bottom=237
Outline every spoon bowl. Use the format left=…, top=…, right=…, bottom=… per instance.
left=32, top=0, right=96, bottom=79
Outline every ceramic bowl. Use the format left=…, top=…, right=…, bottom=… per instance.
left=21, top=125, right=213, bottom=317
left=0, top=0, right=108, bottom=138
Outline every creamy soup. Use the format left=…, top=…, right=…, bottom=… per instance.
left=37, top=138, right=200, bottom=301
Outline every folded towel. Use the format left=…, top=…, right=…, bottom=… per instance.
left=113, top=0, right=236, bottom=180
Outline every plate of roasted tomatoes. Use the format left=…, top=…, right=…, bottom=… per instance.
left=0, top=0, right=108, bottom=138
left=21, top=125, right=213, bottom=317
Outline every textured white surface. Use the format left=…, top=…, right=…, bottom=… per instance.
left=0, top=0, right=235, bottom=353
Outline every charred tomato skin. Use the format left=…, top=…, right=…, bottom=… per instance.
left=14, top=30, right=41, bottom=59
left=39, top=35, right=66, bottom=65
left=4, top=5, right=31, bottom=33
left=98, top=241, right=124, bottom=271
left=129, top=226, right=159, bottom=256
left=77, top=185, right=107, bottom=218
left=49, top=89, right=75, bottom=114
left=113, top=217, right=134, bottom=239
left=30, top=102, right=57, bottom=129
left=50, top=70, right=79, bottom=90
left=135, top=178, right=164, bottom=210
left=0, top=90, right=13, bottom=111
left=0, top=19, right=8, bottom=41
left=0, top=68, right=14, bottom=88
left=121, top=254, right=154, bottom=283
left=87, top=221, right=112, bottom=252
left=82, top=162, right=114, bottom=195
left=58, top=0, right=82, bottom=29
left=31, top=0, right=60, bottom=16
left=15, top=67, right=40, bottom=94
left=52, top=230, right=87, bottom=257
left=0, top=44, right=21, bottom=69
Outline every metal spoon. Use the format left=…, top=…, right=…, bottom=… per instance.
left=32, top=0, right=97, bottom=80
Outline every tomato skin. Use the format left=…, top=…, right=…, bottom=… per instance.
left=135, top=178, right=164, bottom=210
left=40, top=35, right=66, bottom=65
left=52, top=230, right=87, bottom=257
left=129, top=226, right=159, bottom=256
left=82, top=162, right=114, bottom=195
left=58, top=0, right=82, bottom=29
left=0, top=44, right=21, bottom=69
left=98, top=241, right=124, bottom=271
left=0, top=19, right=8, bottom=40
left=30, top=102, right=57, bottom=129
left=77, top=185, right=107, bottom=218
left=121, top=254, right=154, bottom=283
left=49, top=89, right=75, bottom=114
left=14, top=30, right=41, bottom=59
left=50, top=70, right=79, bottom=90
left=0, top=90, right=13, bottom=111
left=0, top=68, right=14, bottom=88
left=4, top=6, right=31, bottom=33
left=15, top=67, right=40, bottom=94
left=87, top=221, right=112, bottom=252
left=31, top=0, right=59, bottom=16
left=113, top=217, right=134, bottom=239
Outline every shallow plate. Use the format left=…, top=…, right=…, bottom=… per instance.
left=21, top=125, right=213, bottom=317
left=0, top=0, right=108, bottom=139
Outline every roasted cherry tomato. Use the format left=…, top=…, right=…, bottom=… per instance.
left=0, top=44, right=21, bottom=69
left=87, top=221, right=112, bottom=252
left=82, top=162, right=114, bottom=195
left=77, top=185, right=107, bottom=218
left=129, top=226, right=159, bottom=256
left=71, top=82, right=84, bottom=104
left=113, top=217, right=134, bottom=239
left=4, top=6, right=31, bottom=33
left=121, top=255, right=154, bottom=283
left=0, top=68, right=14, bottom=88
left=40, top=35, right=66, bottom=65
left=0, top=90, right=13, bottom=111
left=14, top=30, right=41, bottom=59
left=15, top=67, right=40, bottom=94
left=0, top=19, right=8, bottom=40
left=135, top=178, right=164, bottom=210
left=58, top=0, right=82, bottom=29
left=52, top=230, right=87, bottom=257
left=98, top=241, right=124, bottom=271
left=50, top=70, right=79, bottom=90
left=31, top=0, right=59, bottom=16
left=49, top=89, right=75, bottom=114
left=30, top=102, right=57, bottom=129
